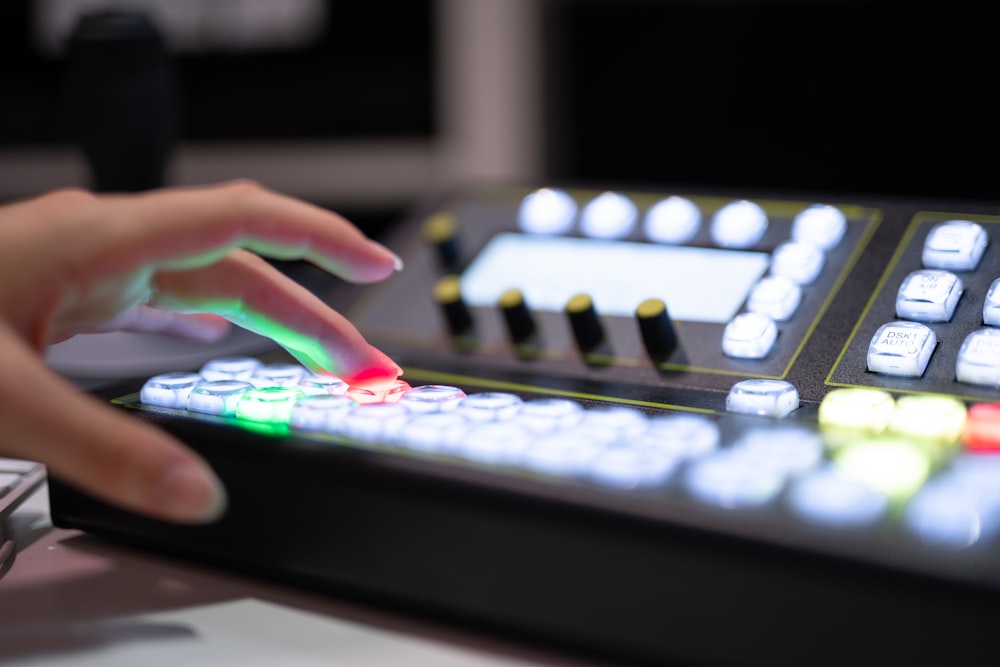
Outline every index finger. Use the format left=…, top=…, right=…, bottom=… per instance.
left=83, top=181, right=403, bottom=283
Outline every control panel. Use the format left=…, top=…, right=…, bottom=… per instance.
left=48, top=185, right=1000, bottom=667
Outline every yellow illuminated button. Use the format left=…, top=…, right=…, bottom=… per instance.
left=818, top=388, right=895, bottom=433
left=888, top=394, right=966, bottom=444
left=835, top=437, right=932, bottom=503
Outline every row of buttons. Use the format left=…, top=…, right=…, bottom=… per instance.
left=139, top=357, right=1000, bottom=548
left=868, top=220, right=998, bottom=383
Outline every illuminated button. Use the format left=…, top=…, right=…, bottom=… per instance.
left=576, top=406, right=649, bottom=442
left=434, top=275, right=473, bottom=336
left=457, top=422, right=535, bottom=464
left=684, top=452, right=786, bottom=509
left=398, top=384, right=467, bottom=412
left=887, top=394, right=966, bottom=446
left=922, top=219, right=988, bottom=270
left=249, top=363, right=307, bottom=388
left=788, top=467, right=889, bottom=527
left=956, top=328, right=1000, bottom=386
left=565, top=293, right=606, bottom=353
left=644, top=414, right=720, bottom=459
left=346, top=379, right=412, bottom=405
left=512, top=398, right=585, bottom=432
left=747, top=275, right=801, bottom=322
left=518, top=187, right=577, bottom=235
left=725, top=379, right=799, bottom=418
left=722, top=312, right=777, bottom=359
left=588, top=443, right=680, bottom=488
left=187, top=380, right=253, bottom=416
left=963, top=403, right=1000, bottom=452
left=643, top=195, right=702, bottom=244
left=235, top=387, right=305, bottom=424
left=580, top=191, right=638, bottom=239
left=770, top=241, right=824, bottom=285
left=710, top=200, right=768, bottom=249
left=904, top=476, right=1000, bottom=548
left=521, top=431, right=605, bottom=476
left=983, top=277, right=1000, bottom=326
left=339, top=403, right=411, bottom=441
left=635, top=298, right=678, bottom=360
left=422, top=211, right=461, bottom=270
left=394, top=412, right=470, bottom=452
left=298, top=373, right=349, bottom=395
left=895, top=269, right=962, bottom=322
left=729, top=426, right=823, bottom=477
left=289, top=394, right=357, bottom=431
left=818, top=388, right=895, bottom=434
left=454, top=392, right=524, bottom=421
left=140, top=372, right=202, bottom=408
left=199, top=356, right=261, bottom=382
left=834, top=437, right=931, bottom=503
left=499, top=289, right=537, bottom=344
left=791, top=204, right=847, bottom=251
left=866, top=321, right=936, bottom=377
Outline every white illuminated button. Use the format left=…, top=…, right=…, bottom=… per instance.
left=458, top=422, right=535, bottom=465
left=199, top=356, right=261, bottom=382
left=922, top=220, right=988, bottom=270
left=289, top=394, right=357, bottom=431
left=588, top=443, right=680, bottom=488
left=791, top=204, right=847, bottom=251
left=895, top=269, right=963, bottom=322
left=710, top=200, right=768, bottom=249
left=685, top=451, right=786, bottom=509
left=956, top=328, right=1000, bottom=386
left=903, top=476, right=1000, bottom=548
left=983, top=277, right=1000, bottom=326
left=644, top=414, right=720, bottom=459
left=249, top=363, right=307, bottom=388
left=788, top=467, right=889, bottom=527
left=643, top=196, right=702, bottom=244
left=339, top=404, right=411, bottom=441
left=770, top=241, right=824, bottom=285
left=518, top=188, right=577, bottom=235
left=298, top=374, right=349, bottom=395
left=454, top=392, right=524, bottom=421
left=866, top=321, right=936, bottom=377
left=398, top=385, right=467, bottom=412
left=722, top=312, right=778, bottom=359
left=729, top=426, right=823, bottom=477
left=521, top=431, right=605, bottom=476
left=512, top=398, right=585, bottom=432
left=394, top=412, right=470, bottom=453
left=747, top=275, right=802, bottom=321
left=725, top=379, right=799, bottom=418
left=187, top=380, right=253, bottom=416
left=576, top=406, right=649, bottom=442
left=579, top=191, right=638, bottom=239
left=140, top=372, right=202, bottom=408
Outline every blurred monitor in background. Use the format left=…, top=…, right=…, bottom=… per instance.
left=543, top=0, right=1000, bottom=202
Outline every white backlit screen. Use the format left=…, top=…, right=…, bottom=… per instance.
left=460, top=233, right=771, bottom=323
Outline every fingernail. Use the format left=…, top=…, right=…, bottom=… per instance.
left=372, top=241, right=404, bottom=271
left=154, top=461, right=228, bottom=523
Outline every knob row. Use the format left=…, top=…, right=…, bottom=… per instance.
left=434, top=275, right=678, bottom=361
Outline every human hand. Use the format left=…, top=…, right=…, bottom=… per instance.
left=0, top=181, right=403, bottom=523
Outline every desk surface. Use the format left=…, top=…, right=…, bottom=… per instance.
left=0, top=484, right=595, bottom=667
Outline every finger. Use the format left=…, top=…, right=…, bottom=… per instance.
left=150, top=250, right=402, bottom=387
left=0, top=324, right=226, bottom=523
left=72, top=181, right=403, bottom=284
left=79, top=307, right=232, bottom=342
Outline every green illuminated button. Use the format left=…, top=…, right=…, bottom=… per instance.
left=888, top=394, right=967, bottom=445
left=834, top=438, right=932, bottom=504
left=235, top=387, right=305, bottom=424
left=818, top=388, right=895, bottom=434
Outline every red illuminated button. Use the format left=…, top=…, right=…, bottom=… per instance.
left=963, top=403, right=1000, bottom=453
left=347, top=379, right=412, bottom=405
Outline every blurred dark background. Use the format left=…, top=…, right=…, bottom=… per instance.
left=1, top=0, right=997, bottom=242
